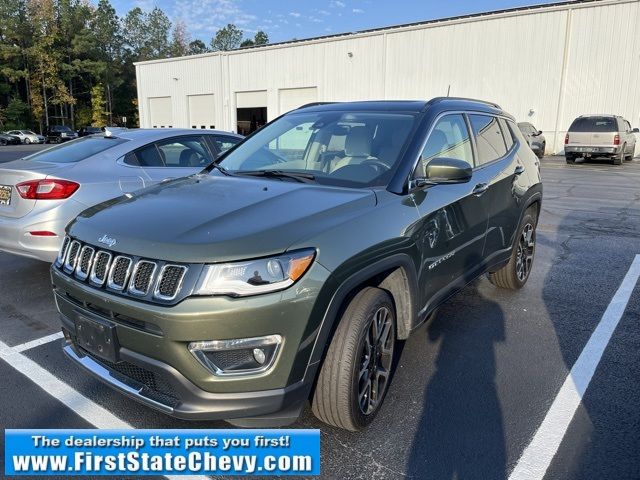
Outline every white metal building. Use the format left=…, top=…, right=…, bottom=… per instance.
left=135, top=0, right=640, bottom=154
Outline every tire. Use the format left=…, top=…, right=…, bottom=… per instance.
left=488, top=208, right=537, bottom=290
left=312, top=287, right=396, bottom=431
left=613, top=145, right=625, bottom=165
left=0, top=139, right=7, bottom=146
left=24, top=138, right=31, bottom=144
left=537, top=143, right=545, bottom=159
left=565, top=155, right=575, bottom=164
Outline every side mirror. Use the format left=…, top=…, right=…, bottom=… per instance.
left=536, top=130, right=543, bottom=136
left=425, top=157, right=472, bottom=184
left=632, top=128, right=639, bottom=134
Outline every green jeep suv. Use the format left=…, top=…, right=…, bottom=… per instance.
left=52, top=98, right=542, bottom=431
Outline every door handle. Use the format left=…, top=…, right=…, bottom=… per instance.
left=472, top=183, right=489, bottom=196
left=514, top=165, right=525, bottom=175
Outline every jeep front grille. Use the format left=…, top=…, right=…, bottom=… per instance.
left=155, top=265, right=187, bottom=301
left=57, top=236, right=188, bottom=304
left=129, top=261, right=157, bottom=296
left=75, top=246, right=95, bottom=281
left=107, top=256, right=133, bottom=291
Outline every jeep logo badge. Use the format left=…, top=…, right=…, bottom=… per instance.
left=98, top=235, right=117, bottom=248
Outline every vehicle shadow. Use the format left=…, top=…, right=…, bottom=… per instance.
left=406, top=259, right=506, bottom=479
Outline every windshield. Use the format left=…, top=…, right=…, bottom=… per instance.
left=218, top=111, right=417, bottom=188
left=24, top=136, right=128, bottom=163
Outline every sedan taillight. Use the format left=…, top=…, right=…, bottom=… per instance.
left=16, top=179, right=79, bottom=200
left=613, top=134, right=620, bottom=145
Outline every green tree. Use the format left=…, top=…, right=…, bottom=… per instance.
left=254, top=30, right=268, bottom=45
left=240, top=39, right=254, bottom=48
left=90, top=83, right=107, bottom=126
left=4, top=97, right=28, bottom=129
left=146, top=7, right=171, bottom=58
left=188, top=39, right=208, bottom=55
left=210, top=23, right=242, bottom=51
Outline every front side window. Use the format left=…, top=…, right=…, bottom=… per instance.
left=218, top=111, right=417, bottom=188
left=417, top=114, right=474, bottom=176
left=469, top=115, right=508, bottom=165
left=23, top=137, right=127, bottom=164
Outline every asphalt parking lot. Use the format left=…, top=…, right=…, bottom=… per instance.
left=1, top=144, right=639, bottom=479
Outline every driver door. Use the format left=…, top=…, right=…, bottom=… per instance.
left=411, top=113, right=490, bottom=312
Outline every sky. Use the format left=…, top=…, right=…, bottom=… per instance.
left=108, top=0, right=561, bottom=44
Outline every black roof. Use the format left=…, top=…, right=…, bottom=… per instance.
left=294, top=97, right=509, bottom=117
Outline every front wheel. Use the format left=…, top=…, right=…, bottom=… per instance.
left=312, top=287, right=396, bottom=431
left=488, top=209, right=537, bottom=290
left=24, top=138, right=31, bottom=144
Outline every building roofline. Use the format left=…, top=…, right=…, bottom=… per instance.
left=135, top=0, right=629, bottom=66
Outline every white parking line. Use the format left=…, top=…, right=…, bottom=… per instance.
left=509, top=254, right=640, bottom=480
left=0, top=335, right=209, bottom=480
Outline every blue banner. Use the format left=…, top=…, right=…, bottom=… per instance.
left=5, top=429, right=320, bottom=476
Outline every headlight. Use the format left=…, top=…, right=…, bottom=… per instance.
left=194, top=249, right=315, bottom=297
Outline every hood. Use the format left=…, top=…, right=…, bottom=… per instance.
left=68, top=174, right=377, bottom=263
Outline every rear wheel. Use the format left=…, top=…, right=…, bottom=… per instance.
left=0, top=138, right=7, bottom=146
left=312, top=287, right=396, bottom=431
left=613, top=145, right=625, bottom=165
left=565, top=155, right=575, bottom=164
left=488, top=208, right=537, bottom=290
left=24, top=138, right=31, bottom=144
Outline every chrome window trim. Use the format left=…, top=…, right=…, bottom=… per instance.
left=107, top=255, right=133, bottom=291
left=153, top=265, right=188, bottom=301
left=128, top=260, right=158, bottom=296
left=408, top=110, right=519, bottom=185
left=74, top=245, right=95, bottom=281
left=89, top=251, right=113, bottom=286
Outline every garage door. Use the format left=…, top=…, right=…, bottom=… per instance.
left=188, top=94, right=215, bottom=129
left=236, top=90, right=267, bottom=109
left=279, top=87, right=318, bottom=115
left=149, top=97, right=173, bottom=128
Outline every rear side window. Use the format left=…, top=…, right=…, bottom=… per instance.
left=24, top=137, right=127, bottom=164
left=569, top=116, right=617, bottom=132
left=500, top=118, right=515, bottom=150
left=127, top=136, right=213, bottom=168
left=469, top=115, right=507, bottom=165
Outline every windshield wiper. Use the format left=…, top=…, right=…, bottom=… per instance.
left=235, top=170, right=316, bottom=183
left=206, top=161, right=231, bottom=176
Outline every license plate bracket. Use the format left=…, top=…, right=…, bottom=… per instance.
left=0, top=185, right=11, bottom=206
left=75, top=315, right=119, bottom=363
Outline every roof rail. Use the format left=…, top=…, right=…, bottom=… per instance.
left=429, top=97, right=501, bottom=109
left=296, top=102, right=339, bottom=110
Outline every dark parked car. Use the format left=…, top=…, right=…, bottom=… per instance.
left=77, top=126, right=104, bottom=137
left=52, top=98, right=542, bottom=431
left=45, top=125, right=78, bottom=143
left=0, top=133, right=22, bottom=146
left=518, top=122, right=546, bottom=159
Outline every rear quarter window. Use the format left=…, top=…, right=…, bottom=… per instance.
left=24, top=137, right=127, bottom=164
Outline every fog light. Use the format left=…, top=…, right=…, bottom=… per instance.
left=253, top=348, right=266, bottom=365
left=188, top=335, right=282, bottom=376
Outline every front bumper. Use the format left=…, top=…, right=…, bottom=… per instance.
left=52, top=261, right=331, bottom=422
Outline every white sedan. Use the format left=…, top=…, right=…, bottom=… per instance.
left=6, top=129, right=46, bottom=144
